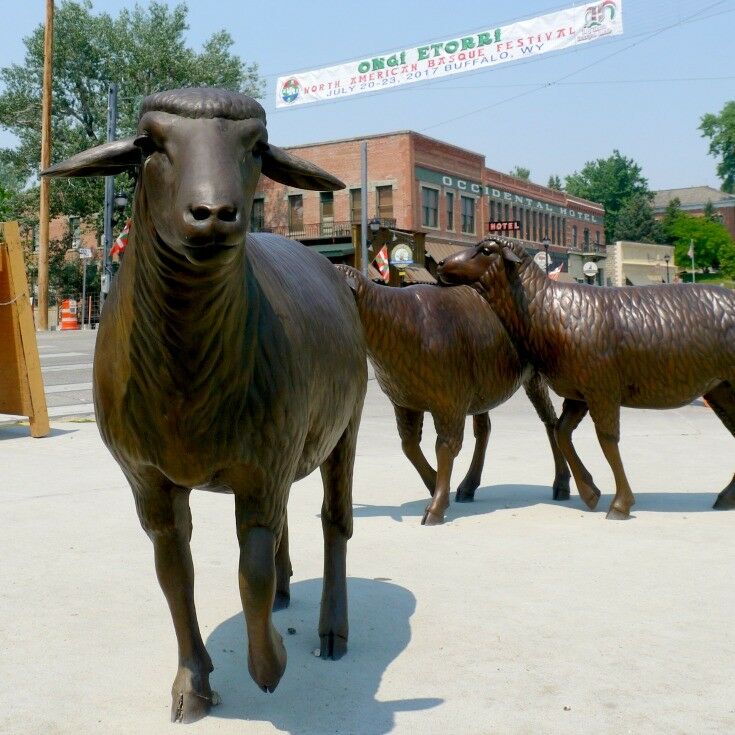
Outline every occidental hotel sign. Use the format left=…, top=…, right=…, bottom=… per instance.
left=416, top=166, right=603, bottom=224
left=277, top=1, right=623, bottom=107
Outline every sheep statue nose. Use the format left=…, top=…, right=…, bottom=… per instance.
left=189, top=203, right=239, bottom=223
left=183, top=201, right=243, bottom=249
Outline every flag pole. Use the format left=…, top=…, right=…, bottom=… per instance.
left=38, top=0, right=54, bottom=330
left=689, top=238, right=695, bottom=284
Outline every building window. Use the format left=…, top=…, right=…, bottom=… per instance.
left=446, top=191, right=454, bottom=231
left=350, top=189, right=361, bottom=223
left=421, top=186, right=439, bottom=228
left=525, top=210, right=531, bottom=240
left=584, top=228, right=590, bottom=248
left=572, top=225, right=577, bottom=247
left=320, top=192, right=334, bottom=234
left=490, top=200, right=496, bottom=222
left=461, top=196, right=475, bottom=234
left=532, top=211, right=538, bottom=242
left=504, top=203, right=510, bottom=221
left=595, top=230, right=600, bottom=245
left=376, top=185, right=393, bottom=220
left=250, top=197, right=264, bottom=232
left=288, top=194, right=303, bottom=233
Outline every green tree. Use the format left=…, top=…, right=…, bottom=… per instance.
left=660, top=197, right=681, bottom=241
left=510, top=166, right=530, bottom=181
left=547, top=174, right=562, bottom=190
left=0, top=0, right=262, bottom=228
left=667, top=212, right=735, bottom=276
left=565, top=150, right=650, bottom=243
left=700, top=101, right=735, bottom=193
left=613, top=193, right=663, bottom=243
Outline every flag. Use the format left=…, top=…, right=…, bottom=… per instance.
left=373, top=245, right=390, bottom=283
left=687, top=240, right=694, bottom=259
left=548, top=263, right=564, bottom=281
left=110, top=218, right=131, bottom=257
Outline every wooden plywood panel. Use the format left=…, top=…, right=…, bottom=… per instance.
left=0, top=221, right=49, bottom=437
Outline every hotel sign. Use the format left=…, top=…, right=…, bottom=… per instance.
left=277, top=2, right=623, bottom=107
left=416, top=166, right=602, bottom=224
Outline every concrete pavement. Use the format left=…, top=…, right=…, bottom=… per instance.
left=1, top=377, right=734, bottom=734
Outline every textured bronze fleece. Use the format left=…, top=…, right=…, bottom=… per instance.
left=337, top=265, right=570, bottom=525
left=42, top=88, right=367, bottom=723
left=438, top=238, right=735, bottom=519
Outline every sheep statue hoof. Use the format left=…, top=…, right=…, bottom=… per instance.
left=713, top=486, right=735, bottom=510
left=170, top=669, right=218, bottom=724
left=552, top=475, right=572, bottom=501
left=272, top=591, right=291, bottom=611
left=422, top=508, right=445, bottom=525
left=320, top=632, right=348, bottom=660
left=455, top=479, right=479, bottom=503
left=605, top=507, right=632, bottom=521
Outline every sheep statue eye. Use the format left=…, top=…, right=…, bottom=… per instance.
left=480, top=246, right=493, bottom=256
left=134, top=135, right=159, bottom=158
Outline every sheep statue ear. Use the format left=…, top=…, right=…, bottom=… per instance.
left=262, top=144, right=345, bottom=191
left=501, top=245, right=522, bottom=263
left=334, top=264, right=360, bottom=294
left=41, top=137, right=141, bottom=178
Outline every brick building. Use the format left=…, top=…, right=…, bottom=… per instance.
left=653, top=186, right=735, bottom=241
left=254, top=130, right=606, bottom=282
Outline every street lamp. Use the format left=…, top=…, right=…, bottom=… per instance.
left=664, top=253, right=670, bottom=283
left=541, top=236, right=550, bottom=275
left=368, top=217, right=381, bottom=235
left=113, top=191, right=128, bottom=211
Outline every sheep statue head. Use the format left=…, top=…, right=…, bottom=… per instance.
left=42, top=87, right=344, bottom=265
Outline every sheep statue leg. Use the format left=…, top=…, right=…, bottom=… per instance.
left=273, top=512, right=292, bottom=611
left=456, top=412, right=491, bottom=502
left=589, top=402, right=635, bottom=520
left=318, top=412, right=361, bottom=659
left=521, top=372, right=572, bottom=501
left=235, top=518, right=287, bottom=693
left=127, top=468, right=215, bottom=724
left=555, top=399, right=602, bottom=510
left=423, top=417, right=464, bottom=525
left=394, top=406, right=437, bottom=495
left=704, top=382, right=735, bottom=509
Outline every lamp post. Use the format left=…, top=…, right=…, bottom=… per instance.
left=664, top=253, right=670, bottom=284
left=541, top=236, right=550, bottom=275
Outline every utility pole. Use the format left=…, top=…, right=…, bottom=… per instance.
left=359, top=141, right=368, bottom=276
left=38, top=0, right=54, bottom=330
left=100, top=82, right=118, bottom=310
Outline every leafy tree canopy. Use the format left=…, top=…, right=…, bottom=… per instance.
left=547, top=174, right=562, bottom=190
left=613, top=193, right=663, bottom=243
left=0, top=0, right=263, bottom=228
left=564, top=150, right=650, bottom=243
left=509, top=166, right=530, bottom=181
left=666, top=211, right=735, bottom=276
left=700, top=101, right=735, bottom=193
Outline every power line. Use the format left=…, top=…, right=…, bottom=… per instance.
left=419, top=0, right=728, bottom=133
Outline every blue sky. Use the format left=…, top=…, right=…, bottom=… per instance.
left=2, top=0, right=733, bottom=190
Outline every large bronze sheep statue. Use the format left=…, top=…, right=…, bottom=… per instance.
left=43, top=88, right=367, bottom=722
left=438, top=237, right=735, bottom=519
left=336, top=264, right=570, bottom=524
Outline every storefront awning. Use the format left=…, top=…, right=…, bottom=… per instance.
left=310, top=243, right=355, bottom=258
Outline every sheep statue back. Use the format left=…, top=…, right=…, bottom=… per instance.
left=42, top=88, right=367, bottom=722
left=438, top=237, right=735, bottom=519
left=337, top=265, right=570, bottom=525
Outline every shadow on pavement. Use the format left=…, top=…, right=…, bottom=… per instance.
left=0, top=424, right=78, bottom=441
left=354, top=483, right=727, bottom=521
left=206, top=577, right=441, bottom=734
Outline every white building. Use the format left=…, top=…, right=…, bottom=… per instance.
left=606, top=241, right=675, bottom=286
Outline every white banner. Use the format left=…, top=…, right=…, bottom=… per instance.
left=276, top=1, right=623, bottom=108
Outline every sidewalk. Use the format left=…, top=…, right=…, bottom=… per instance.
left=1, top=381, right=734, bottom=734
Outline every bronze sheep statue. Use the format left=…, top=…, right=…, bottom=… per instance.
left=43, top=88, right=367, bottom=722
left=337, top=265, right=570, bottom=525
left=438, top=237, right=735, bottom=519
